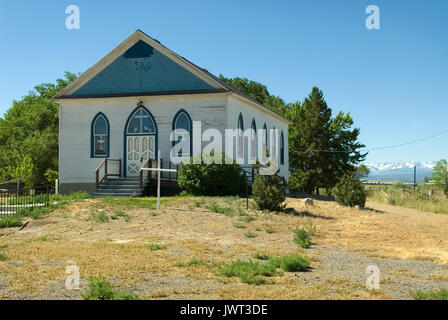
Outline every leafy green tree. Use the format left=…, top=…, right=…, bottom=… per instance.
left=429, top=159, right=448, bottom=197
left=218, top=75, right=286, bottom=116
left=355, top=164, right=370, bottom=180
left=0, top=72, right=76, bottom=185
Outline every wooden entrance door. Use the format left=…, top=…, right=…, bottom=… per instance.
left=126, top=135, right=155, bottom=176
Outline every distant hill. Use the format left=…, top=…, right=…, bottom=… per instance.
left=364, top=161, right=435, bottom=183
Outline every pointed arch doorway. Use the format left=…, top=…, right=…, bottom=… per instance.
left=123, top=105, right=158, bottom=177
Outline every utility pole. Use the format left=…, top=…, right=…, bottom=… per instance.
left=414, top=166, right=416, bottom=192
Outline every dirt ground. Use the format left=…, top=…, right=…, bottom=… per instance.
left=0, top=196, right=447, bottom=300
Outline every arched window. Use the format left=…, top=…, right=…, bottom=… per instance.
left=91, top=113, right=110, bottom=158
left=280, top=131, right=285, bottom=165
left=237, top=113, right=244, bottom=159
left=262, top=123, right=268, bottom=150
left=250, top=119, right=257, bottom=161
left=127, top=107, right=156, bottom=135
left=172, top=109, right=192, bottom=156
left=273, top=126, right=277, bottom=157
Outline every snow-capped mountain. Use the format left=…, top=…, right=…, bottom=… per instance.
left=363, top=161, right=435, bottom=183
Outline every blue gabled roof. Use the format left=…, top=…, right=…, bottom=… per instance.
left=72, top=40, right=214, bottom=96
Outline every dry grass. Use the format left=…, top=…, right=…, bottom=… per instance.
left=0, top=195, right=447, bottom=299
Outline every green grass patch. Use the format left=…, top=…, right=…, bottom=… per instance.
left=98, top=195, right=184, bottom=209
left=268, top=254, right=310, bottom=272
left=233, top=222, right=247, bottom=229
left=367, top=184, right=448, bottom=215
left=253, top=252, right=271, bottom=260
left=0, top=253, right=8, bottom=261
left=219, top=260, right=277, bottom=285
left=81, top=277, right=140, bottom=300
left=205, top=203, right=233, bottom=217
left=0, top=214, right=22, bottom=228
left=244, top=231, right=257, bottom=238
left=88, top=211, right=109, bottom=223
left=146, top=243, right=166, bottom=251
left=265, top=226, right=274, bottom=234
left=0, top=244, right=8, bottom=249
left=412, top=289, right=448, bottom=300
left=187, top=258, right=207, bottom=266
left=111, top=210, right=131, bottom=222
left=239, top=215, right=256, bottom=223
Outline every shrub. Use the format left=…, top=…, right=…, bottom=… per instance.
left=178, top=152, right=246, bottom=196
left=413, top=289, right=448, bottom=300
left=293, top=228, right=313, bottom=249
left=332, top=174, right=367, bottom=207
left=252, top=171, right=287, bottom=211
left=0, top=253, right=8, bottom=261
left=269, top=254, right=310, bottom=272
left=81, top=277, right=140, bottom=300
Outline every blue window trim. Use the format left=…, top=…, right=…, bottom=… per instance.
left=171, top=109, right=193, bottom=156
left=263, top=123, right=268, bottom=146
left=90, top=112, right=110, bottom=158
left=280, top=131, right=285, bottom=165
left=251, top=118, right=256, bottom=136
left=123, top=104, right=158, bottom=177
left=238, top=113, right=244, bottom=132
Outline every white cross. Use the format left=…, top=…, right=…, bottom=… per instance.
left=139, top=150, right=177, bottom=209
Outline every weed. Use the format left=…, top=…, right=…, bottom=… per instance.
left=111, top=210, right=130, bottom=222
left=89, top=211, right=109, bottom=223
left=265, top=226, right=274, bottom=234
left=206, top=203, right=233, bottom=217
left=187, top=258, right=207, bottom=266
left=245, top=231, right=257, bottom=238
left=233, top=223, right=247, bottom=229
left=269, top=254, right=310, bottom=272
left=0, top=214, right=22, bottom=228
left=412, top=289, right=448, bottom=300
left=0, top=253, right=8, bottom=261
left=240, top=215, right=256, bottom=223
left=81, top=277, right=140, bottom=300
left=146, top=243, right=166, bottom=251
left=253, top=253, right=271, bottom=260
left=219, top=260, right=277, bottom=285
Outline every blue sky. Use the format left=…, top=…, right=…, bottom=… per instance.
left=0, top=0, right=447, bottom=164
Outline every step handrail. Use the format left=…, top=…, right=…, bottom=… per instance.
left=95, top=158, right=122, bottom=188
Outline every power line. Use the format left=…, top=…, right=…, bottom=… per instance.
left=289, top=131, right=448, bottom=154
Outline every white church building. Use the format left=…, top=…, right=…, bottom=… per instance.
left=53, top=30, right=290, bottom=196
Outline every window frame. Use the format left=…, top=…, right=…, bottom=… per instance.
left=171, top=109, right=193, bottom=157
left=91, top=112, right=110, bottom=158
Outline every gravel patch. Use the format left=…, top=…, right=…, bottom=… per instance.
left=297, top=246, right=448, bottom=299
